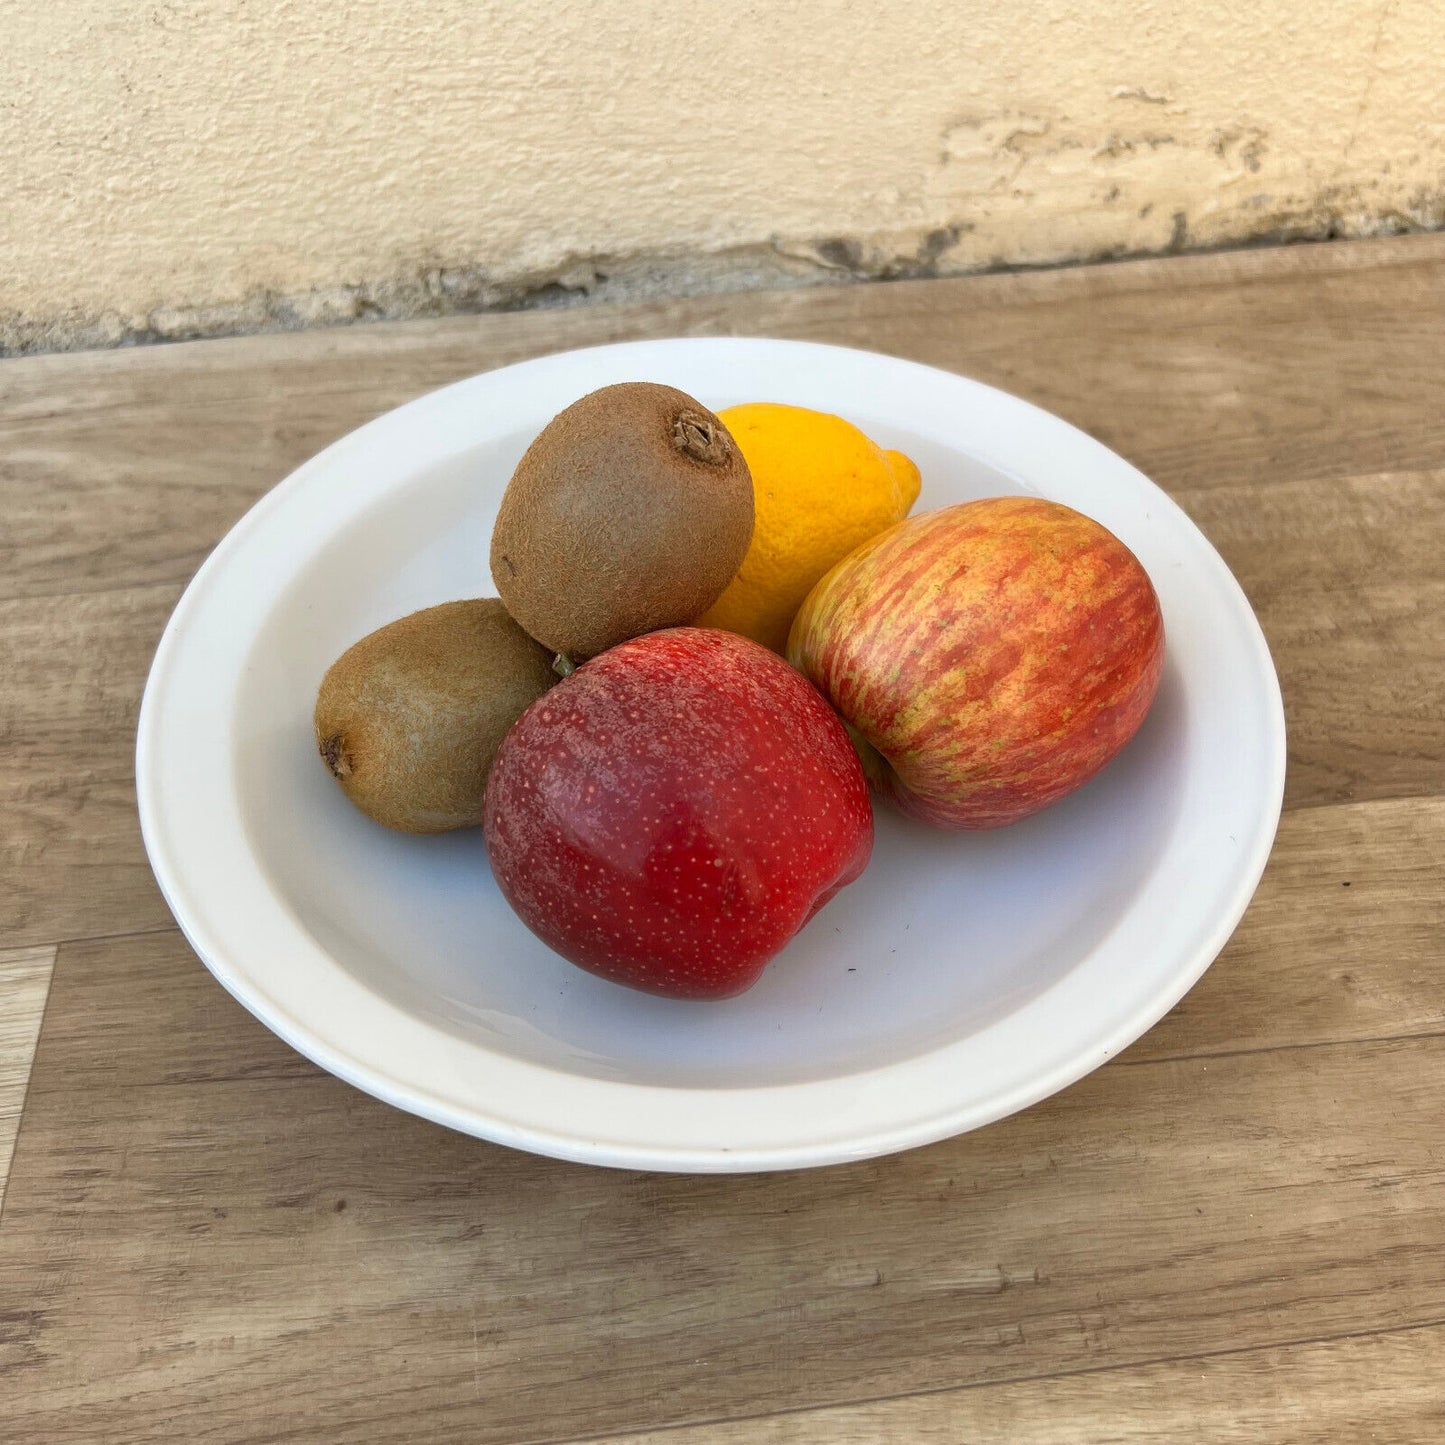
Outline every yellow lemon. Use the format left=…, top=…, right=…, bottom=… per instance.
left=697, top=403, right=922, bottom=653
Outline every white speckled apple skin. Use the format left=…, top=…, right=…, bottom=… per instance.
left=484, top=628, right=874, bottom=999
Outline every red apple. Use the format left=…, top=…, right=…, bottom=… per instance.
left=787, top=496, right=1165, bottom=829
left=483, top=627, right=873, bottom=999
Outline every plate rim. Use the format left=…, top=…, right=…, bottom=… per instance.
left=136, top=335, right=1287, bottom=1172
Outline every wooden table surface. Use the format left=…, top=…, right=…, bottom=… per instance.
left=2, top=235, right=1443, bottom=1444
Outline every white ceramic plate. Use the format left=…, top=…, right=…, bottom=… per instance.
left=137, top=337, right=1285, bottom=1172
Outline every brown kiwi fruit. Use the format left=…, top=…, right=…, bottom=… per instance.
left=489, top=382, right=753, bottom=659
left=314, top=599, right=555, bottom=833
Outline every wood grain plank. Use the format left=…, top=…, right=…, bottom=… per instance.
left=1175, top=470, right=1445, bottom=809
left=3, top=1024, right=1443, bottom=1443
left=577, top=1321, right=1445, bottom=1445
left=4, top=463, right=1439, bottom=949
left=27, top=932, right=314, bottom=1093
left=1128, top=798, right=1444, bottom=1063
left=4, top=234, right=1444, bottom=601
left=0, top=946, right=55, bottom=1218
left=0, top=586, right=178, bottom=945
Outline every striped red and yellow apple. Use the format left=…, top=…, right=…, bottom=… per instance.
left=787, top=496, right=1165, bottom=829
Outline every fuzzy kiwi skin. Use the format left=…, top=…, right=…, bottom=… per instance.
left=314, top=599, right=556, bottom=834
left=490, top=382, right=754, bottom=659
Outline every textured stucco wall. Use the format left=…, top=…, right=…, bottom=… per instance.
left=3, top=0, right=1443, bottom=352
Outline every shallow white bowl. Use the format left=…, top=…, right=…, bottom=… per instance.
left=137, top=337, right=1285, bottom=1172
